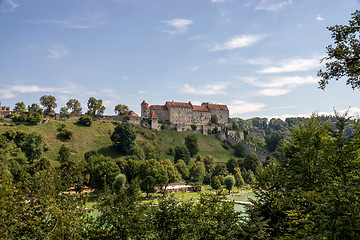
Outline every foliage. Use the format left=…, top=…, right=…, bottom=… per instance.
left=185, top=134, right=199, bottom=157
left=112, top=173, right=127, bottom=194
left=190, top=124, right=197, bottom=131
left=27, top=103, right=43, bottom=115
left=57, top=144, right=71, bottom=163
left=318, top=10, right=360, bottom=90
left=211, top=114, right=218, bottom=124
left=77, top=115, right=93, bottom=126
left=10, top=112, right=27, bottom=122
left=22, top=132, right=44, bottom=163
left=40, top=95, right=57, bottom=114
left=175, top=159, right=189, bottom=180
left=234, top=168, right=245, bottom=189
left=174, top=145, right=190, bottom=165
left=226, top=156, right=239, bottom=175
left=58, top=128, right=74, bottom=139
left=110, top=122, right=136, bottom=154
left=244, top=152, right=262, bottom=174
left=247, top=115, right=360, bottom=239
left=211, top=175, right=222, bottom=190
left=13, top=102, right=26, bottom=112
left=224, top=175, right=235, bottom=193
left=114, top=104, right=129, bottom=116
left=59, top=106, right=70, bottom=119
left=87, top=97, right=105, bottom=116
left=138, top=159, right=168, bottom=197
left=234, top=141, right=247, bottom=157
left=92, top=156, right=121, bottom=190
left=144, top=141, right=161, bottom=160
left=189, top=161, right=206, bottom=185
left=66, top=98, right=82, bottom=115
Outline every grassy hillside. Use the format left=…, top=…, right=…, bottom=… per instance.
left=0, top=120, right=234, bottom=164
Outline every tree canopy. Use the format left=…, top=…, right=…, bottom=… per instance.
left=318, top=10, right=360, bottom=90
left=40, top=95, right=57, bottom=114
left=114, top=104, right=129, bottom=116
left=110, top=122, right=136, bottom=154
left=87, top=97, right=105, bottom=116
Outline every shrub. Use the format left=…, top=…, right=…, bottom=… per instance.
left=78, top=115, right=93, bottom=127
left=190, top=124, right=197, bottom=131
left=59, top=128, right=74, bottom=139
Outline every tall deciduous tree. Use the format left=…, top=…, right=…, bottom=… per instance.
left=22, top=132, right=44, bottom=163
left=174, top=145, right=190, bottom=165
left=114, top=104, right=129, bottom=116
left=185, top=134, right=199, bottom=157
left=224, top=175, right=235, bottom=194
left=39, top=95, right=57, bottom=113
left=66, top=99, right=82, bottom=115
left=110, top=123, right=136, bottom=154
left=87, top=97, right=105, bottom=116
left=318, top=10, right=360, bottom=90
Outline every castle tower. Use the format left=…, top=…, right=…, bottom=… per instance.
left=141, top=100, right=150, bottom=118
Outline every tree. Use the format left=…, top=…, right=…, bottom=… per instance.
left=185, top=134, right=199, bottom=157
left=318, top=10, right=360, bottom=90
left=244, top=152, right=262, bottom=174
left=247, top=115, right=360, bottom=238
left=234, top=168, right=245, bottom=189
left=113, top=173, right=127, bottom=194
left=59, top=107, right=70, bottom=119
left=27, top=103, right=42, bottom=114
left=39, top=95, right=57, bottom=114
left=139, top=159, right=168, bottom=197
left=66, top=99, right=82, bottom=115
left=93, top=158, right=121, bottom=190
left=211, top=175, right=222, bottom=190
left=144, top=142, right=161, bottom=160
left=22, top=132, right=44, bottom=163
left=224, top=175, right=235, bottom=194
left=114, top=104, right=129, bottom=116
left=189, top=161, right=205, bottom=185
left=111, top=122, right=136, bottom=154
left=174, top=145, right=190, bottom=165
left=87, top=97, right=105, bottom=116
left=57, top=144, right=71, bottom=163
left=13, top=102, right=26, bottom=113
left=77, top=115, right=92, bottom=127
left=234, top=141, right=247, bottom=158
left=226, top=156, right=239, bottom=175
left=175, top=159, right=189, bottom=180
left=211, top=114, right=218, bottom=124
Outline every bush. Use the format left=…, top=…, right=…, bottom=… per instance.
left=190, top=125, right=197, bottom=131
left=59, top=128, right=74, bottom=139
left=78, top=115, right=93, bottom=127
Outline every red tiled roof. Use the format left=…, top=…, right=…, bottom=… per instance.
left=166, top=101, right=192, bottom=108
left=150, top=105, right=168, bottom=110
left=193, top=105, right=210, bottom=112
left=128, top=111, right=139, bottom=117
left=150, top=111, right=158, bottom=119
left=205, top=104, right=229, bottom=111
left=141, top=100, right=148, bottom=105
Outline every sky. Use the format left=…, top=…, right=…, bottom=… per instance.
left=1, top=0, right=360, bottom=120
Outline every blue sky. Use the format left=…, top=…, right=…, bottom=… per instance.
left=1, top=0, right=360, bottom=119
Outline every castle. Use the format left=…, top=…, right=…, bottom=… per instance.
left=141, top=100, right=231, bottom=132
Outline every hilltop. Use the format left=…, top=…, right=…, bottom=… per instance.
left=0, top=120, right=234, bottom=165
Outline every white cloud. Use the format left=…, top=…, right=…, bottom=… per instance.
left=0, top=84, right=73, bottom=99
left=0, top=0, right=19, bottom=12
left=182, top=82, right=228, bottom=95
left=37, top=12, right=107, bottom=29
left=256, top=76, right=319, bottom=89
left=163, top=18, right=193, bottom=34
left=48, top=44, right=68, bottom=59
left=255, top=0, right=292, bottom=12
left=218, top=56, right=270, bottom=65
left=210, top=34, right=266, bottom=51
left=316, top=14, right=324, bottom=21
left=228, top=100, right=267, bottom=114
left=188, top=66, right=200, bottom=72
left=255, top=88, right=291, bottom=96
left=258, top=56, right=322, bottom=74
left=211, top=0, right=225, bottom=3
